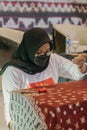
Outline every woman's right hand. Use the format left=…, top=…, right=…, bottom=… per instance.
left=72, top=54, right=87, bottom=73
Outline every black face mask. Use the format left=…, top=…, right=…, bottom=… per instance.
left=34, top=54, right=50, bottom=67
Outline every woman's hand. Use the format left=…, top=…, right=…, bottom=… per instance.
left=72, top=54, right=87, bottom=73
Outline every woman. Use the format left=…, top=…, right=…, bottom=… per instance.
left=1, top=27, right=87, bottom=128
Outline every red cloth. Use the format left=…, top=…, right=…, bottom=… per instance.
left=12, top=79, right=87, bottom=130
left=31, top=80, right=87, bottom=130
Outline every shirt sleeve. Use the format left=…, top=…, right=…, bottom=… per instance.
left=2, top=66, right=21, bottom=125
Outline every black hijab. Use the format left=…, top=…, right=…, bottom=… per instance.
left=0, top=27, right=52, bottom=75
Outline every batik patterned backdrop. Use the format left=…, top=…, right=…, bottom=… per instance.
left=0, top=0, right=87, bottom=33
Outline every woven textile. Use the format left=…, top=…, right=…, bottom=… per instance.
left=0, top=1, right=87, bottom=32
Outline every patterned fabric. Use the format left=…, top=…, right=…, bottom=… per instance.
left=0, top=1, right=87, bottom=32
left=10, top=79, right=87, bottom=130
left=1, top=0, right=87, bottom=3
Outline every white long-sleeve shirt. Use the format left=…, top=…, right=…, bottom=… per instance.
left=2, top=53, right=86, bottom=125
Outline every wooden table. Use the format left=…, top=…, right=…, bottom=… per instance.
left=10, top=79, right=87, bottom=130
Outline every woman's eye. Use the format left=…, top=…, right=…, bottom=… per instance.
left=37, top=52, right=42, bottom=55
left=36, top=51, right=42, bottom=54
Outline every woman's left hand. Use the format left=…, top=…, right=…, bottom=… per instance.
left=72, top=54, right=87, bottom=73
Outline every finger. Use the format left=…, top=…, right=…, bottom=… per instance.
left=81, top=53, right=87, bottom=57
left=78, top=62, right=84, bottom=68
left=78, top=63, right=87, bottom=73
left=72, top=59, right=86, bottom=68
left=72, top=56, right=86, bottom=63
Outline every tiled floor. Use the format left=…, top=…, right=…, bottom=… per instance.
left=0, top=91, right=9, bottom=130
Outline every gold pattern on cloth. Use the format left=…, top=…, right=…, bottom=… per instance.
left=10, top=80, right=87, bottom=130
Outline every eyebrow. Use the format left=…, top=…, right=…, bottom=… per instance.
left=37, top=48, right=50, bottom=52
